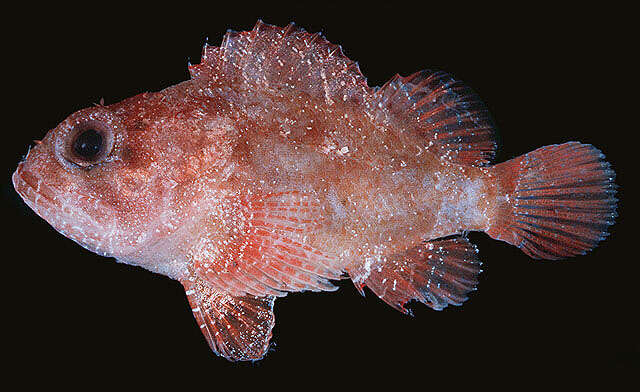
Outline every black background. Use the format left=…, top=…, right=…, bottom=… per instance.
left=3, top=2, right=636, bottom=385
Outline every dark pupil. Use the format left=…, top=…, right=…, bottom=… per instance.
left=73, top=129, right=103, bottom=159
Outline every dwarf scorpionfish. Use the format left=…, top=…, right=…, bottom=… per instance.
left=13, top=21, right=617, bottom=361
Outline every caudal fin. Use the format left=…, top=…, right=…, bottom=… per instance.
left=487, top=142, right=617, bottom=260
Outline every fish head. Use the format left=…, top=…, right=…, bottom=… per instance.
left=12, top=93, right=233, bottom=262
left=13, top=102, right=151, bottom=258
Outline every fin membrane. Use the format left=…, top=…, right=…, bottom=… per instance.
left=190, top=22, right=496, bottom=167
left=488, top=142, right=617, bottom=260
left=183, top=278, right=276, bottom=361
left=374, top=70, right=497, bottom=166
left=189, top=20, right=370, bottom=107
left=359, top=236, right=481, bottom=313
left=194, top=191, right=342, bottom=297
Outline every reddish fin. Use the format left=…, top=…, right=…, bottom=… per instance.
left=487, top=142, right=617, bottom=260
left=374, top=70, right=497, bottom=166
left=189, top=20, right=370, bottom=106
left=194, top=191, right=342, bottom=297
left=358, top=237, right=481, bottom=313
left=182, top=278, right=276, bottom=361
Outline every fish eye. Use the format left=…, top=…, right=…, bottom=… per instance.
left=73, top=129, right=103, bottom=160
left=62, top=120, right=114, bottom=168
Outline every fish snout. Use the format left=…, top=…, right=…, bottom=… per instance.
left=13, top=153, right=115, bottom=257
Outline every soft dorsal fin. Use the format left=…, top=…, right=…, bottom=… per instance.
left=374, top=70, right=497, bottom=166
left=189, top=20, right=371, bottom=106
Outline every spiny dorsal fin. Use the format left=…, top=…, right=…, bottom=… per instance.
left=374, top=70, right=497, bottom=166
left=189, top=20, right=371, bottom=106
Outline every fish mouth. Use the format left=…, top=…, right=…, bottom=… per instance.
left=12, top=163, right=112, bottom=257
left=13, top=162, right=63, bottom=215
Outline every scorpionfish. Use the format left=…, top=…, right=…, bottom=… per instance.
left=13, top=21, right=617, bottom=361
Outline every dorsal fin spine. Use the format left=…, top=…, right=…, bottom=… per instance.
left=282, top=21, right=295, bottom=37
left=190, top=21, right=370, bottom=106
left=305, top=31, right=321, bottom=46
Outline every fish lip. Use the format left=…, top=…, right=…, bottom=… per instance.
left=12, top=163, right=112, bottom=257
left=12, top=162, right=62, bottom=214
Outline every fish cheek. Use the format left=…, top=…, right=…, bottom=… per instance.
left=106, top=150, right=170, bottom=239
left=110, top=139, right=154, bottom=194
left=119, top=145, right=135, bottom=163
left=83, top=169, right=157, bottom=249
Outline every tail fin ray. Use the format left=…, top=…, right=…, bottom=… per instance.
left=487, top=142, right=617, bottom=260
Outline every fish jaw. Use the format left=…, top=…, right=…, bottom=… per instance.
left=12, top=154, right=117, bottom=257
left=15, top=147, right=196, bottom=281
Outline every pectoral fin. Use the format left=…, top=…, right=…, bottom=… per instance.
left=194, top=190, right=343, bottom=297
left=182, top=278, right=276, bottom=361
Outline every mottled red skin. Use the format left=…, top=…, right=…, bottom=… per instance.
left=13, top=72, right=499, bottom=282
left=13, top=21, right=617, bottom=361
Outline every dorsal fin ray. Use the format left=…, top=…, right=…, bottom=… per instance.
left=189, top=21, right=496, bottom=166
left=374, top=70, right=498, bottom=166
left=189, top=20, right=371, bottom=106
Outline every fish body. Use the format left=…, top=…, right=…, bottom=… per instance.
left=13, top=21, right=617, bottom=361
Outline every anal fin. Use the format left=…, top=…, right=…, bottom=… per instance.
left=359, top=236, right=482, bottom=313
left=182, top=278, right=276, bottom=361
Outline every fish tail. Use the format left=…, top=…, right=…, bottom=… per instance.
left=486, top=142, right=617, bottom=260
